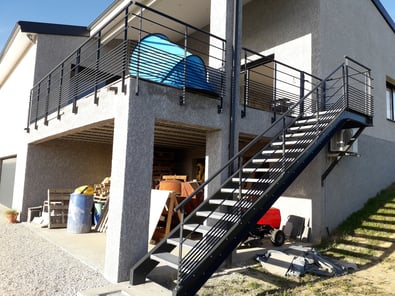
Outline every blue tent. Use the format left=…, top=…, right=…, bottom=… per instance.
left=130, top=33, right=214, bottom=93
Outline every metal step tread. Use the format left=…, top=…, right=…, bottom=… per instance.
left=196, top=211, right=239, bottom=221
left=261, top=148, right=304, bottom=154
left=221, top=188, right=265, bottom=195
left=151, top=252, right=179, bottom=270
left=231, top=177, right=273, bottom=183
left=167, top=238, right=198, bottom=249
left=252, top=157, right=295, bottom=163
left=209, top=199, right=252, bottom=208
left=183, top=223, right=212, bottom=234
left=242, top=167, right=271, bottom=173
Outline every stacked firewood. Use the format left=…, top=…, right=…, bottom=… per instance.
left=93, top=177, right=111, bottom=202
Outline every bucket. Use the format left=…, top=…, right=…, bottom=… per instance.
left=67, top=193, right=93, bottom=233
left=93, top=202, right=105, bottom=225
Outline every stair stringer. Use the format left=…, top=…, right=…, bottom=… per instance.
left=172, top=111, right=370, bottom=296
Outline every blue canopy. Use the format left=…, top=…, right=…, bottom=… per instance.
left=130, top=33, right=214, bottom=93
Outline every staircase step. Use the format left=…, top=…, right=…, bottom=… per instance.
left=209, top=199, right=252, bottom=208
left=183, top=223, right=212, bottom=235
left=242, top=167, right=271, bottom=173
left=252, top=157, right=295, bottom=163
left=231, top=177, right=273, bottom=183
left=151, top=253, right=179, bottom=270
left=261, top=148, right=304, bottom=154
left=196, top=211, right=239, bottom=221
left=167, top=238, right=198, bottom=249
left=288, top=124, right=315, bottom=132
left=221, top=188, right=265, bottom=195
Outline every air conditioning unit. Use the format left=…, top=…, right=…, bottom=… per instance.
left=329, top=129, right=358, bottom=154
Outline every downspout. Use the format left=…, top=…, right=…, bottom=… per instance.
left=229, top=0, right=242, bottom=173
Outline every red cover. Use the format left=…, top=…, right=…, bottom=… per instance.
left=257, top=208, right=281, bottom=229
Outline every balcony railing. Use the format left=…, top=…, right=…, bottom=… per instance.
left=26, top=1, right=227, bottom=131
left=26, top=1, right=326, bottom=132
left=240, top=48, right=322, bottom=120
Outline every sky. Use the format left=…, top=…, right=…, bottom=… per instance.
left=0, top=0, right=395, bottom=53
left=0, top=0, right=114, bottom=52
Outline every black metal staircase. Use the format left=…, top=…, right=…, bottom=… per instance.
left=130, top=57, right=373, bottom=295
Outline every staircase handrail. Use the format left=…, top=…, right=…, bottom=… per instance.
left=175, top=62, right=348, bottom=213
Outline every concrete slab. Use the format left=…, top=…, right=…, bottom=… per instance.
left=78, top=281, right=172, bottom=296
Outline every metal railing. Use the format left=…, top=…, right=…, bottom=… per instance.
left=26, top=1, right=226, bottom=131
left=171, top=57, right=373, bottom=289
left=240, top=48, right=322, bottom=119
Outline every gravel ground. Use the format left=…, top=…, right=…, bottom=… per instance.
left=0, top=208, right=110, bottom=296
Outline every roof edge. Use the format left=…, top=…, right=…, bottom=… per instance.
left=371, top=0, right=395, bottom=33
left=18, top=21, right=89, bottom=37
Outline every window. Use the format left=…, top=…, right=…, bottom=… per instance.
left=386, top=82, right=395, bottom=120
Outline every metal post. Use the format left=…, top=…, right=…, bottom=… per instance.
left=122, top=6, right=129, bottom=94
left=94, top=31, right=101, bottom=104
left=44, top=74, right=51, bottom=126
left=299, top=72, right=305, bottom=115
left=25, top=89, right=33, bottom=133
left=180, top=26, right=188, bottom=105
left=72, top=49, right=81, bottom=114
left=135, top=7, right=143, bottom=96
left=176, top=208, right=185, bottom=293
left=241, top=50, right=247, bottom=118
left=57, top=63, right=64, bottom=119
left=272, top=62, right=278, bottom=122
left=35, top=83, right=40, bottom=129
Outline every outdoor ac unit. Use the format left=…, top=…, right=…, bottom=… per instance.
left=329, top=129, right=358, bottom=154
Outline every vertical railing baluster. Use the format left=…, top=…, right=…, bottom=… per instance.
left=72, top=49, right=81, bottom=114
left=272, top=62, right=278, bottom=122
left=25, top=89, right=33, bottom=132
left=44, top=74, right=51, bottom=125
left=176, top=208, right=185, bottom=293
left=135, top=7, right=143, bottom=96
left=122, top=6, right=129, bottom=94
left=344, top=61, right=349, bottom=109
left=57, top=63, right=64, bottom=120
left=94, top=31, right=101, bottom=104
left=35, top=83, right=41, bottom=129
left=180, top=26, right=188, bottom=105
left=217, top=40, right=226, bottom=113
left=241, top=50, right=248, bottom=118
left=299, top=72, right=305, bottom=115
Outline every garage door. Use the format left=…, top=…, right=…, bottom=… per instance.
left=0, top=157, right=17, bottom=208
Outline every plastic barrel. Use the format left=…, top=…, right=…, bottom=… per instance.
left=67, top=193, right=93, bottom=233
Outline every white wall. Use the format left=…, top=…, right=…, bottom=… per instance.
left=0, top=45, right=36, bottom=158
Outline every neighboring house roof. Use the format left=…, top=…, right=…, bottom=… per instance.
left=371, top=0, right=395, bottom=33
left=0, top=21, right=89, bottom=87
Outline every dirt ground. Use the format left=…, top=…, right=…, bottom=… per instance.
left=197, top=245, right=395, bottom=296
left=198, top=197, right=395, bottom=296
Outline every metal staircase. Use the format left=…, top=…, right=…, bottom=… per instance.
left=130, top=57, right=373, bottom=295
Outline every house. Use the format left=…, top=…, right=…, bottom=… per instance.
left=0, top=0, right=393, bottom=294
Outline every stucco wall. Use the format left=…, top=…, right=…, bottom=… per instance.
left=0, top=45, right=36, bottom=157
left=318, top=0, right=395, bottom=233
left=243, top=0, right=319, bottom=75
left=34, top=34, right=88, bottom=84
left=21, top=139, right=112, bottom=219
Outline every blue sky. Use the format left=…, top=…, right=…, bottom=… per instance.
left=0, top=0, right=395, bottom=53
left=0, top=0, right=113, bottom=52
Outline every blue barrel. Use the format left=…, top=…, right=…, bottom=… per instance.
left=67, top=193, right=93, bottom=233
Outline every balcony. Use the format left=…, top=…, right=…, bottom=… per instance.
left=26, top=1, right=323, bottom=132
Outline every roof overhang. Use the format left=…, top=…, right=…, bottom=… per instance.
left=0, top=21, right=89, bottom=87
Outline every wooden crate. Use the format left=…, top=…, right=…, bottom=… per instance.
left=47, top=189, right=73, bottom=229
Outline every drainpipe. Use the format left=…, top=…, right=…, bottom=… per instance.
left=229, top=0, right=242, bottom=174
